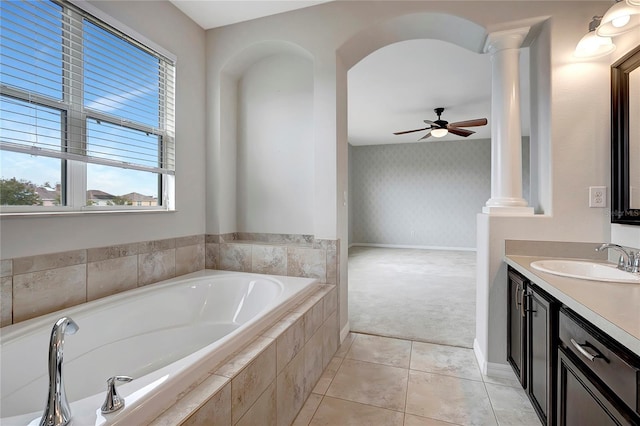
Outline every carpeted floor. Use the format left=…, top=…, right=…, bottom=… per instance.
left=348, top=246, right=476, bottom=348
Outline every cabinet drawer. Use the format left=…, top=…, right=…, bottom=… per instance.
left=559, top=308, right=640, bottom=415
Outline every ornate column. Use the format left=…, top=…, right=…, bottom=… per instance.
left=483, top=28, right=534, bottom=215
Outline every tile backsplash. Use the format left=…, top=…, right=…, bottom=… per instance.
left=0, top=233, right=338, bottom=327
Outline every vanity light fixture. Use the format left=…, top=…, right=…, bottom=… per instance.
left=575, top=16, right=616, bottom=59
left=596, top=0, right=640, bottom=37
left=430, top=128, right=448, bottom=138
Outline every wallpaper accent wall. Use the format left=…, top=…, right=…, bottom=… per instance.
left=349, top=138, right=530, bottom=249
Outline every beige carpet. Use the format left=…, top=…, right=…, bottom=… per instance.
left=348, top=246, right=476, bottom=348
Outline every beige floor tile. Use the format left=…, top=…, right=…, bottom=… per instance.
left=335, top=332, right=357, bottom=357
left=292, top=393, right=323, bottom=426
left=482, top=373, right=521, bottom=388
left=404, top=414, right=462, bottom=425
left=406, top=370, right=497, bottom=426
left=346, top=333, right=412, bottom=368
left=309, top=396, right=404, bottom=426
left=484, top=383, right=541, bottom=426
left=410, top=342, right=482, bottom=382
left=312, top=356, right=343, bottom=395
left=326, top=359, right=408, bottom=411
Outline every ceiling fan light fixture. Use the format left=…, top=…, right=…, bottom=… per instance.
left=431, top=128, right=448, bottom=138
left=596, top=0, right=640, bottom=37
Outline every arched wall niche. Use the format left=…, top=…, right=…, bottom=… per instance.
left=219, top=40, right=315, bottom=234
left=337, top=12, right=488, bottom=70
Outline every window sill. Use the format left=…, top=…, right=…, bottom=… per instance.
left=0, top=209, right=177, bottom=218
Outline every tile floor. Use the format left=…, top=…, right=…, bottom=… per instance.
left=293, top=333, right=541, bottom=426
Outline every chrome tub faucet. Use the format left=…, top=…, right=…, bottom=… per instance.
left=39, top=317, right=79, bottom=426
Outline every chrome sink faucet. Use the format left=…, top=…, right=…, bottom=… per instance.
left=39, top=317, right=79, bottom=426
left=595, top=243, right=639, bottom=272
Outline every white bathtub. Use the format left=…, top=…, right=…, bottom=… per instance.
left=0, top=270, right=318, bottom=425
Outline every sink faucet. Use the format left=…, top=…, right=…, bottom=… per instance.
left=595, top=243, right=636, bottom=272
left=39, top=317, right=79, bottom=426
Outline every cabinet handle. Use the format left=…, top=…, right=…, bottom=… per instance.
left=570, top=338, right=601, bottom=362
left=515, top=285, right=522, bottom=310
left=520, top=290, right=527, bottom=318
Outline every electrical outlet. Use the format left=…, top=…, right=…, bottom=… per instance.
left=589, top=186, right=606, bottom=208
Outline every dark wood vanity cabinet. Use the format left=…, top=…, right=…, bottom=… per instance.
left=507, top=267, right=557, bottom=425
left=507, top=266, right=640, bottom=426
left=508, top=268, right=527, bottom=386
left=527, top=284, right=557, bottom=424
left=557, top=308, right=640, bottom=426
left=557, top=348, right=632, bottom=426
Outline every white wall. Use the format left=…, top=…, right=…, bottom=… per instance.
left=0, top=1, right=206, bottom=259
left=237, top=54, right=315, bottom=234
left=203, top=0, right=634, bottom=364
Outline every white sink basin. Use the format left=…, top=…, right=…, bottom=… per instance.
left=530, top=260, right=640, bottom=284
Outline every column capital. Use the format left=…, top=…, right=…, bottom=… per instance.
left=483, top=27, right=530, bottom=54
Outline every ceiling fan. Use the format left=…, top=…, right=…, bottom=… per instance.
left=393, top=107, right=488, bottom=141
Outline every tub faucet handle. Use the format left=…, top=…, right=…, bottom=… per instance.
left=101, top=375, right=132, bottom=414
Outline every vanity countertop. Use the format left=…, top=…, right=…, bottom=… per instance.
left=505, top=255, right=640, bottom=357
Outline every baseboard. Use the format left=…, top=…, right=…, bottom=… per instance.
left=350, top=242, right=476, bottom=252
left=340, top=321, right=350, bottom=343
left=474, top=338, right=518, bottom=380
left=473, top=338, right=488, bottom=375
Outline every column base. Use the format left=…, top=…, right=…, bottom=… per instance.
left=482, top=205, right=535, bottom=215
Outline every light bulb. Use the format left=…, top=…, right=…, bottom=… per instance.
left=574, top=31, right=616, bottom=58
left=597, top=0, right=640, bottom=37
left=431, top=128, right=448, bottom=138
left=612, top=14, right=631, bottom=27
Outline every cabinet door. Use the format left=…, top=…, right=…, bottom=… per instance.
left=527, top=285, right=556, bottom=425
left=557, top=347, right=633, bottom=426
left=507, top=268, right=526, bottom=387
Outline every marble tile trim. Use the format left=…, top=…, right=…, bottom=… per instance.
left=13, top=249, right=87, bottom=275
left=149, top=284, right=339, bottom=426
left=1, top=235, right=206, bottom=326
left=206, top=233, right=339, bottom=285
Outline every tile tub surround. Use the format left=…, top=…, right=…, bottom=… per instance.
left=149, top=284, right=339, bottom=426
left=0, top=235, right=206, bottom=326
left=206, top=234, right=339, bottom=286
left=0, top=233, right=339, bottom=327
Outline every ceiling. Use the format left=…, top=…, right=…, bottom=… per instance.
left=170, top=1, right=530, bottom=147
left=169, top=1, right=331, bottom=30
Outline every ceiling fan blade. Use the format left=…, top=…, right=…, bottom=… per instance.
left=418, top=132, right=432, bottom=141
left=447, top=126, right=475, bottom=137
left=448, top=118, right=487, bottom=128
left=393, top=127, right=430, bottom=135
left=423, top=119, right=436, bottom=125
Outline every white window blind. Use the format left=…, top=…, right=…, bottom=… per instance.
left=0, top=0, right=176, bottom=176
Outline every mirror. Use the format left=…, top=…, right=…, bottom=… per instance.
left=611, top=46, right=640, bottom=224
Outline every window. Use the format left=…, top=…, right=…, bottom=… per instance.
left=0, top=0, right=175, bottom=212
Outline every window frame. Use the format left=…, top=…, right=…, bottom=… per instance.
left=0, top=0, right=176, bottom=215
